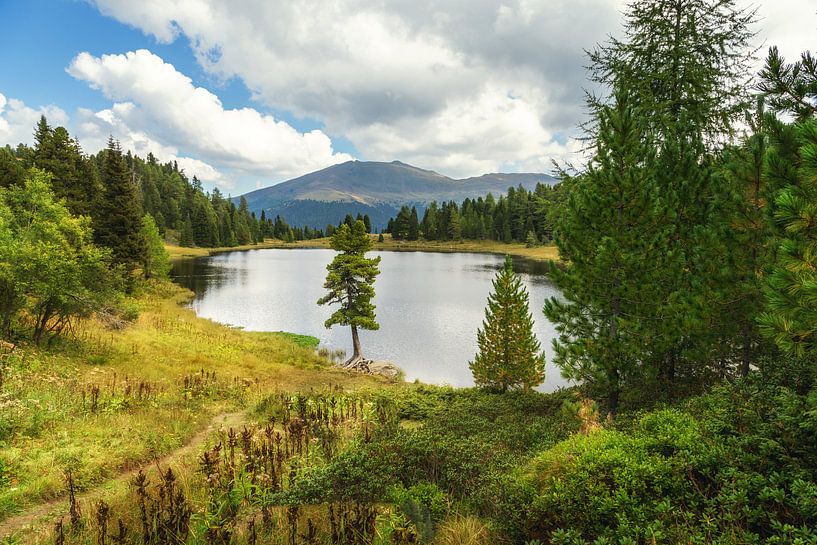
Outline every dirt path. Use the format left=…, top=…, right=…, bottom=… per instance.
left=0, top=411, right=247, bottom=539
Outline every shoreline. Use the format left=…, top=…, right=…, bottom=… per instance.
left=167, top=235, right=560, bottom=263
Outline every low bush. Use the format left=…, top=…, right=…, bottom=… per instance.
left=509, top=372, right=817, bottom=544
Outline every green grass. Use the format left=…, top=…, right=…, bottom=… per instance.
left=166, top=234, right=560, bottom=263
left=268, top=234, right=560, bottom=262
left=271, top=331, right=320, bottom=349
left=0, top=279, right=383, bottom=525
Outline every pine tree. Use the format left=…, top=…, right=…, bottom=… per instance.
left=721, top=100, right=777, bottom=375
left=317, top=220, right=381, bottom=368
left=392, top=206, right=411, bottom=240
left=94, top=138, right=146, bottom=273
left=758, top=120, right=817, bottom=355
left=470, top=255, right=544, bottom=392
left=759, top=47, right=817, bottom=122
left=545, top=92, right=672, bottom=415
left=178, top=215, right=195, bottom=247
left=447, top=206, right=462, bottom=240
left=408, top=206, right=420, bottom=241
left=32, top=118, right=99, bottom=217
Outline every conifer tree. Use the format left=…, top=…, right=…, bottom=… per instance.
left=584, top=0, right=757, bottom=387
left=545, top=92, right=671, bottom=415
left=759, top=120, right=817, bottom=355
left=94, top=138, right=146, bottom=273
left=317, top=220, right=381, bottom=368
left=759, top=47, right=817, bottom=122
left=391, top=206, right=412, bottom=240
left=447, top=206, right=462, bottom=240
left=32, top=117, right=99, bottom=217
left=721, top=100, right=777, bottom=375
left=0, top=147, right=24, bottom=188
left=178, top=215, right=195, bottom=247
left=470, top=255, right=544, bottom=392
left=408, top=206, right=420, bottom=241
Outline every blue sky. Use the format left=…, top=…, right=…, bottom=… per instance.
left=0, top=0, right=356, bottom=150
left=0, top=0, right=814, bottom=194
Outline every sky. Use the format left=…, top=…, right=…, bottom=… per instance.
left=0, top=0, right=814, bottom=195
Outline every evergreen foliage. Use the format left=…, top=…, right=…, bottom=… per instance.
left=317, top=220, right=381, bottom=362
left=543, top=0, right=761, bottom=412
left=32, top=117, right=100, bottom=217
left=759, top=47, right=817, bottom=121
left=94, top=138, right=146, bottom=273
left=720, top=100, right=778, bottom=375
left=586, top=0, right=756, bottom=144
left=759, top=120, right=817, bottom=354
left=0, top=169, right=118, bottom=343
left=0, top=146, right=24, bottom=188
left=545, top=93, right=671, bottom=414
left=470, top=255, right=545, bottom=392
left=388, top=183, right=565, bottom=244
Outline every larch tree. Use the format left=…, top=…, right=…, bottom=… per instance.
left=583, top=0, right=757, bottom=388
left=317, top=220, right=381, bottom=368
left=470, top=255, right=545, bottom=392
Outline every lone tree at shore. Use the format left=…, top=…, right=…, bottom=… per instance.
left=318, top=220, right=381, bottom=368
left=470, top=255, right=545, bottom=392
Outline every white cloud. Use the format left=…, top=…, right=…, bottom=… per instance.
left=67, top=49, right=353, bottom=184
left=88, top=0, right=624, bottom=177
left=0, top=92, right=68, bottom=147
left=73, top=105, right=234, bottom=189
left=87, top=0, right=817, bottom=180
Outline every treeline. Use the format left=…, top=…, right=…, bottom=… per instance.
left=0, top=130, right=171, bottom=345
left=386, top=183, right=565, bottom=244
left=0, top=118, right=322, bottom=249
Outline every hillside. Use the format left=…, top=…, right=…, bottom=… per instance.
left=239, top=160, right=556, bottom=229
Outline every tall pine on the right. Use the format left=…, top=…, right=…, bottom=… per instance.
left=548, top=0, right=758, bottom=409
left=545, top=92, right=671, bottom=415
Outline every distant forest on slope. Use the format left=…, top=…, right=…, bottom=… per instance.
left=0, top=119, right=565, bottom=248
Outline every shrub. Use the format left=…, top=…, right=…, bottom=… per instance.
left=510, top=380, right=817, bottom=544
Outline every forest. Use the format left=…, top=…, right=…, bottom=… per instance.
left=1, top=0, right=817, bottom=543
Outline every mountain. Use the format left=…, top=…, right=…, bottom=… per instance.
left=238, top=160, right=557, bottom=230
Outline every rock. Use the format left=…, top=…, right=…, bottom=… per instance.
left=366, top=360, right=403, bottom=380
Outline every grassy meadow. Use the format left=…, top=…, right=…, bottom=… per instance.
left=0, top=279, right=386, bottom=540
left=184, top=234, right=560, bottom=263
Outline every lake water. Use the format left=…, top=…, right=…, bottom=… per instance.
left=172, top=249, right=567, bottom=391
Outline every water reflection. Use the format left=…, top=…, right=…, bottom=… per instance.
left=172, top=249, right=567, bottom=392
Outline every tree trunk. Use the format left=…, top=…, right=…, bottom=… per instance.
left=342, top=325, right=367, bottom=369
left=351, top=325, right=362, bottom=359
left=607, top=367, right=620, bottom=420
left=741, top=324, right=752, bottom=378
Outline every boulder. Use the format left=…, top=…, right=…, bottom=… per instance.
left=366, top=360, right=403, bottom=380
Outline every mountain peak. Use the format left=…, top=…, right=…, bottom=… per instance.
left=239, top=160, right=557, bottom=229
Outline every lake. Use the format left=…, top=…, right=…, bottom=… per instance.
left=172, top=249, right=567, bottom=391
